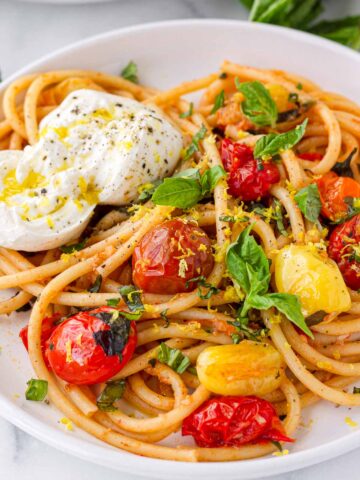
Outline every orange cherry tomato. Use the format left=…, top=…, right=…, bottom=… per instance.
left=316, top=172, right=360, bottom=222
left=132, top=219, right=214, bottom=294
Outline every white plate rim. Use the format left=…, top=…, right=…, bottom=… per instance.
left=1, top=19, right=360, bottom=479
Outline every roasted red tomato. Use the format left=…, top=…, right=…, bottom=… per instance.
left=19, top=314, right=59, bottom=369
left=45, top=306, right=137, bottom=385
left=328, top=214, right=360, bottom=291
left=220, top=138, right=280, bottom=201
left=297, top=152, right=323, bottom=161
left=182, top=396, right=293, bottom=447
left=316, top=172, right=360, bottom=222
left=132, top=218, right=214, bottom=295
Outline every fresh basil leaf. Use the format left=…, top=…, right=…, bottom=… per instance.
left=119, top=285, right=144, bottom=313
left=211, top=90, right=225, bottom=114
left=286, top=0, right=323, bottom=29
left=249, top=292, right=313, bottom=338
left=254, top=119, right=308, bottom=159
left=97, top=380, right=125, bottom=411
left=309, top=16, right=360, bottom=50
left=230, top=316, right=268, bottom=342
left=200, top=165, right=227, bottom=196
left=92, top=309, right=132, bottom=358
left=250, top=0, right=294, bottom=24
left=157, top=343, right=191, bottom=374
left=60, top=239, right=87, bottom=254
left=152, top=177, right=202, bottom=209
left=332, top=147, right=357, bottom=178
left=180, top=102, right=193, bottom=118
left=172, top=168, right=201, bottom=180
left=273, top=200, right=288, bottom=236
left=183, top=125, right=207, bottom=160
left=226, top=225, right=270, bottom=297
left=236, top=80, right=278, bottom=127
left=138, top=180, right=162, bottom=203
left=88, top=274, right=102, bottom=293
left=25, top=379, right=48, bottom=401
left=294, top=183, right=321, bottom=223
left=106, top=298, right=120, bottom=307
left=121, top=61, right=138, bottom=83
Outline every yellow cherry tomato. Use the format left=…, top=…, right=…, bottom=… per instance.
left=197, top=342, right=284, bottom=396
left=275, top=244, right=351, bottom=317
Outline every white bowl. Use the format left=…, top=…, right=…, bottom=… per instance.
left=1, top=19, right=360, bottom=480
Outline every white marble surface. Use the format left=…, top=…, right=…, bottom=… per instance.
left=1, top=0, right=360, bottom=478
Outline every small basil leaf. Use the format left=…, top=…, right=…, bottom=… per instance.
left=236, top=80, right=278, bottom=127
left=180, top=102, right=193, bottom=118
left=97, top=380, right=125, bottom=411
left=294, top=183, right=321, bottom=223
left=152, top=177, right=202, bottom=209
left=25, top=379, right=48, bottom=401
left=211, top=90, right=225, bottom=114
left=249, top=292, right=313, bottom=338
left=120, top=61, right=138, bottom=83
left=254, top=119, right=308, bottom=159
left=60, top=239, right=87, bottom=254
left=172, top=168, right=201, bottom=180
left=106, top=298, right=120, bottom=307
left=200, top=165, right=226, bottom=196
left=88, top=274, right=102, bottom=293
left=183, top=125, right=207, bottom=160
left=157, top=343, right=191, bottom=374
left=332, top=147, right=357, bottom=178
left=119, top=285, right=144, bottom=313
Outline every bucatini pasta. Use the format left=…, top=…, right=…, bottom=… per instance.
left=0, top=60, right=360, bottom=462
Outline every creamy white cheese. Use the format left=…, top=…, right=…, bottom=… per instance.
left=0, top=90, right=183, bottom=251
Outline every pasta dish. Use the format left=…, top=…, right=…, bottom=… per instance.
left=0, top=60, right=359, bottom=462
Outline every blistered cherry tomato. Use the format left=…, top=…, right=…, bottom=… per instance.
left=297, top=152, right=323, bottom=161
left=328, top=214, right=360, bottom=291
left=132, top=219, right=214, bottom=295
left=19, top=314, right=59, bottom=369
left=316, top=172, right=360, bottom=222
left=221, top=138, right=280, bottom=201
left=45, top=306, right=137, bottom=385
left=182, top=395, right=293, bottom=447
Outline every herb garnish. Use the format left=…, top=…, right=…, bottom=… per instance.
left=180, top=102, right=194, bottom=118
left=121, top=61, right=138, bottom=83
left=185, top=275, right=220, bottom=300
left=211, top=90, right=225, bottom=114
left=25, top=379, right=48, bottom=401
left=333, top=148, right=358, bottom=178
left=119, top=285, right=144, bottom=314
left=88, top=274, right=102, bottom=293
left=157, top=343, right=191, bottom=374
left=92, top=308, right=133, bottom=359
left=235, top=79, right=278, bottom=127
left=152, top=165, right=226, bottom=209
left=254, top=119, right=308, bottom=160
left=226, top=226, right=313, bottom=337
left=294, top=184, right=322, bottom=223
left=183, top=125, right=207, bottom=160
left=97, top=380, right=126, bottom=411
left=60, top=239, right=87, bottom=254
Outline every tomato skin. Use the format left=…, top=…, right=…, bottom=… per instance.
left=45, top=307, right=137, bottom=385
left=182, top=396, right=293, bottom=448
left=297, top=152, right=323, bottom=161
left=132, top=219, right=214, bottom=295
left=220, top=138, right=280, bottom=201
left=328, top=214, right=360, bottom=291
left=19, top=314, right=59, bottom=369
left=316, top=172, right=360, bottom=221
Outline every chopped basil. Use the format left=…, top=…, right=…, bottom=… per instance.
left=152, top=166, right=226, bottom=209
left=294, top=184, right=322, bottom=223
left=25, top=379, right=48, bottom=401
left=230, top=316, right=268, bottom=342
left=185, top=275, right=220, bottom=300
left=183, top=125, right=207, bottom=160
left=353, top=386, right=360, bottom=394
left=226, top=225, right=313, bottom=338
left=288, top=92, right=300, bottom=104
left=254, top=119, right=308, bottom=159
left=97, top=380, right=125, bottom=411
left=332, top=196, right=360, bottom=224
left=138, top=179, right=162, bottom=203
left=235, top=79, right=278, bottom=127
left=60, top=239, right=86, bottom=254
left=332, top=147, right=358, bottom=178
left=306, top=310, right=327, bottom=326
left=119, top=285, right=144, bottom=314
left=120, top=61, right=138, bottom=83
left=211, top=90, right=225, bottom=114
left=106, top=298, right=120, bottom=307
left=219, top=72, right=228, bottom=79
left=157, top=343, right=191, bottom=374
left=88, top=274, right=102, bottom=293
left=160, top=309, right=169, bottom=327
left=180, top=102, right=194, bottom=118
